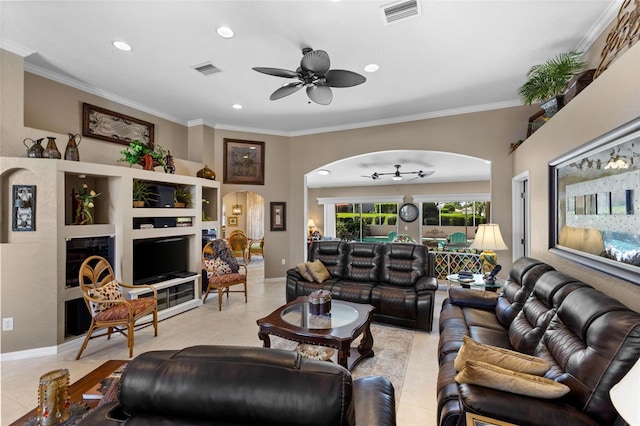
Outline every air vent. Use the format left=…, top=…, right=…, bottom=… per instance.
left=382, top=0, right=420, bottom=24
left=192, top=62, right=220, bottom=76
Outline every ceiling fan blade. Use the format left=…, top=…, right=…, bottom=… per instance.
left=324, top=70, right=367, bottom=87
left=270, top=83, right=303, bottom=100
left=301, top=50, right=330, bottom=75
left=306, top=85, right=332, bottom=105
left=253, top=67, right=299, bottom=78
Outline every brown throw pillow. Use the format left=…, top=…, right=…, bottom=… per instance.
left=454, top=335, right=550, bottom=375
left=306, top=260, right=331, bottom=283
left=296, top=263, right=314, bottom=282
left=87, top=280, right=123, bottom=314
left=455, top=360, right=570, bottom=399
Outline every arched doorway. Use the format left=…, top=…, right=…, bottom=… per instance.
left=222, top=191, right=265, bottom=264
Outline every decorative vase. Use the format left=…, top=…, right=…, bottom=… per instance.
left=24, top=138, right=45, bottom=158
left=196, top=164, right=216, bottom=180
left=133, top=200, right=145, bottom=208
left=37, top=369, right=70, bottom=426
left=64, top=133, right=81, bottom=161
left=43, top=137, right=62, bottom=159
left=139, top=154, right=159, bottom=171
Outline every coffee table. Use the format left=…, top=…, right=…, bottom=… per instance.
left=257, top=296, right=375, bottom=371
left=9, top=360, right=127, bottom=426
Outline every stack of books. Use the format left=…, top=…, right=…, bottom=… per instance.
left=457, top=271, right=475, bottom=284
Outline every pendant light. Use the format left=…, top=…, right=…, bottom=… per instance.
left=232, top=191, right=243, bottom=215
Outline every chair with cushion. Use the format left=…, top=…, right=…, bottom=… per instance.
left=76, top=255, right=158, bottom=360
left=247, top=237, right=264, bottom=261
left=447, top=232, right=467, bottom=244
left=228, top=232, right=249, bottom=261
left=202, top=239, right=248, bottom=311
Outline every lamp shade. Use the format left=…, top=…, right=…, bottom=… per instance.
left=470, top=224, right=508, bottom=251
left=307, top=219, right=316, bottom=228
left=610, top=357, right=640, bottom=424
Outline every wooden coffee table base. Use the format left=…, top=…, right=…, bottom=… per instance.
left=257, top=297, right=375, bottom=371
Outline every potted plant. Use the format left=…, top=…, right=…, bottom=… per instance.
left=119, top=140, right=168, bottom=171
left=518, top=51, right=587, bottom=117
left=174, top=186, right=192, bottom=208
left=132, top=180, right=157, bottom=207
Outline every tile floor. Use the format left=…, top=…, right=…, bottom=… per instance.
left=1, top=264, right=446, bottom=426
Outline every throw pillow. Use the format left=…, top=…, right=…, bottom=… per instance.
left=455, top=360, right=570, bottom=399
left=306, top=260, right=331, bottom=283
left=296, top=262, right=314, bottom=281
left=454, top=335, right=550, bottom=375
left=204, top=258, right=232, bottom=278
left=87, top=280, right=123, bottom=314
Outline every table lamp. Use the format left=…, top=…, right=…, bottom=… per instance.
left=469, top=223, right=508, bottom=274
left=610, top=357, right=640, bottom=425
left=307, top=219, right=316, bottom=237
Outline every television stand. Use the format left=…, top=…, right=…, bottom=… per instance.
left=128, top=275, right=201, bottom=320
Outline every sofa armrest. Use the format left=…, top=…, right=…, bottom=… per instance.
left=353, top=376, right=396, bottom=426
left=286, top=267, right=302, bottom=279
left=415, top=276, right=438, bottom=294
left=448, top=286, right=499, bottom=309
left=458, top=384, right=598, bottom=426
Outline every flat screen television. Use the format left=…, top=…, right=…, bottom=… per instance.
left=133, top=236, right=193, bottom=284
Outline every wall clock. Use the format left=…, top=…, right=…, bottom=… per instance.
left=399, top=203, right=419, bottom=223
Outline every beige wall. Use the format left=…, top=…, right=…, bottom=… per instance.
left=512, top=42, right=640, bottom=312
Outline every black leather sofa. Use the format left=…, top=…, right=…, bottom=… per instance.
left=77, top=345, right=396, bottom=426
left=286, top=240, right=438, bottom=331
left=437, top=257, right=640, bottom=426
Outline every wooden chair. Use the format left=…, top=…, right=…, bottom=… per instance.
left=202, top=240, right=248, bottom=311
left=76, top=255, right=158, bottom=360
left=248, top=238, right=264, bottom=261
left=228, top=232, right=249, bottom=261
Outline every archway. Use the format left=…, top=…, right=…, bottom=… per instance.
left=222, top=191, right=265, bottom=264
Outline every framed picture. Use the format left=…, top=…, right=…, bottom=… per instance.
left=12, top=185, right=36, bottom=231
left=82, top=103, right=154, bottom=146
left=270, top=202, right=286, bottom=231
left=550, top=117, right=640, bottom=284
left=223, top=139, right=265, bottom=185
left=228, top=216, right=238, bottom=226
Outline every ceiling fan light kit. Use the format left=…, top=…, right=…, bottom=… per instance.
left=253, top=47, right=366, bottom=105
left=362, top=164, right=434, bottom=182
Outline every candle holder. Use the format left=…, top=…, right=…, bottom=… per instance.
left=37, top=369, right=70, bottom=425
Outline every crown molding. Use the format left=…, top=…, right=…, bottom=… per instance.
left=0, top=38, right=35, bottom=57
left=575, top=0, right=624, bottom=53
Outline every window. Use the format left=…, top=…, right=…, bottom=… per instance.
left=421, top=200, right=488, bottom=227
left=335, top=202, right=398, bottom=241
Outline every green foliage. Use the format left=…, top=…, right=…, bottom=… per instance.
left=132, top=180, right=158, bottom=204
left=518, top=52, right=586, bottom=105
left=119, top=140, right=167, bottom=170
left=174, top=186, right=192, bottom=205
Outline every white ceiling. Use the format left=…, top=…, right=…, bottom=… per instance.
left=0, top=0, right=619, bottom=187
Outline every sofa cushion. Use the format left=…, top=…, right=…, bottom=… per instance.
left=455, top=360, right=570, bottom=399
left=344, top=242, right=382, bottom=282
left=309, top=240, right=347, bottom=279
left=296, top=262, right=314, bottom=281
left=306, top=260, right=331, bottom=283
left=380, top=243, right=427, bottom=287
left=454, top=336, right=550, bottom=374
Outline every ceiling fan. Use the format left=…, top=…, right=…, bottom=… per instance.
left=361, top=165, right=435, bottom=182
left=252, top=47, right=366, bottom=105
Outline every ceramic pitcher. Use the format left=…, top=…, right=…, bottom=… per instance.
left=43, top=136, right=62, bottom=159
left=23, top=138, right=45, bottom=158
left=64, top=133, right=81, bottom=161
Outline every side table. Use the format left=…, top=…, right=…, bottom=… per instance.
left=446, top=273, right=504, bottom=292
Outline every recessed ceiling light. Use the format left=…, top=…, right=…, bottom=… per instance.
left=112, top=41, right=132, bottom=51
left=232, top=104, right=243, bottom=109
left=318, top=169, right=331, bottom=175
left=364, top=64, right=379, bottom=73
left=217, top=26, right=234, bottom=38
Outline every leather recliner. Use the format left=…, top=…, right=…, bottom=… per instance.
left=77, top=345, right=397, bottom=426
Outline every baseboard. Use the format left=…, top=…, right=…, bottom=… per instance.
left=1, top=345, right=58, bottom=361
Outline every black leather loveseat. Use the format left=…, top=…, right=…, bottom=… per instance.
left=77, top=345, right=396, bottom=426
left=437, top=257, right=640, bottom=426
left=286, top=240, right=438, bottom=331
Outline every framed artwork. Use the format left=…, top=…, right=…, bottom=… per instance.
left=82, top=103, right=154, bottom=146
left=270, top=202, right=286, bottom=231
left=223, top=139, right=265, bottom=185
left=228, top=216, right=238, bottom=226
left=550, top=117, right=640, bottom=284
left=12, top=185, right=36, bottom=231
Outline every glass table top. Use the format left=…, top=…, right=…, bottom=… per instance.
left=281, top=301, right=359, bottom=330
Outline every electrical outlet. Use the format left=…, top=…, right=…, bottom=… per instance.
left=404, top=226, right=408, bottom=231
left=2, top=318, right=13, bottom=331
left=281, top=259, right=286, bottom=265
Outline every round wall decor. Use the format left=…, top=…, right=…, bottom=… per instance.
left=399, top=203, right=419, bottom=223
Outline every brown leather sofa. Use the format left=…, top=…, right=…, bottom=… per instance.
left=286, top=241, right=438, bottom=331
left=77, top=345, right=397, bottom=426
left=437, top=257, right=640, bottom=426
